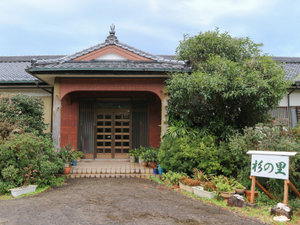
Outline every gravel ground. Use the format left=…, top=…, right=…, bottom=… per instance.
left=0, top=178, right=265, bottom=225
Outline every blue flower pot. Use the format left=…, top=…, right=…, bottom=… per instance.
left=72, top=160, right=77, bottom=166
left=158, top=165, right=163, bottom=175
left=153, top=168, right=158, bottom=175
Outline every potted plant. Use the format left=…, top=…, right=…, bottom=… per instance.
left=235, top=182, right=246, bottom=195
left=72, top=151, right=83, bottom=166
left=10, top=165, right=38, bottom=197
left=140, top=147, right=158, bottom=168
left=129, top=148, right=139, bottom=163
left=179, top=177, right=202, bottom=193
left=59, top=144, right=74, bottom=174
left=214, top=175, right=236, bottom=200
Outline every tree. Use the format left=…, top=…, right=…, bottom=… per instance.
left=167, top=29, right=290, bottom=140
left=0, top=94, right=47, bottom=134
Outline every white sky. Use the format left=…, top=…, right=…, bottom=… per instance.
left=0, top=0, right=299, bottom=57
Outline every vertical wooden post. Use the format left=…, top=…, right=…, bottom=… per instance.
left=284, top=180, right=289, bottom=205
left=160, top=87, right=168, bottom=138
left=250, top=176, right=256, bottom=204
left=52, top=79, right=61, bottom=150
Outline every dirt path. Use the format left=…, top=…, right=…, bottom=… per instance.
left=0, top=178, right=265, bottom=225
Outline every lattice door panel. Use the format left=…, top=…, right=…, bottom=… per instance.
left=114, top=113, right=130, bottom=154
left=96, top=111, right=131, bottom=158
left=96, top=113, right=113, bottom=154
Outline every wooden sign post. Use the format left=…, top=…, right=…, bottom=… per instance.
left=247, top=151, right=298, bottom=205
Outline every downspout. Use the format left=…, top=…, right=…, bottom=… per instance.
left=287, top=88, right=295, bottom=128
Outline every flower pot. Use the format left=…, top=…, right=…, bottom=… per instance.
left=153, top=168, right=158, bottom=175
left=158, top=165, right=163, bottom=175
left=10, top=185, right=37, bottom=197
left=63, top=166, right=71, bottom=174
left=235, top=188, right=245, bottom=195
left=142, top=161, right=148, bottom=168
left=219, top=192, right=235, bottom=201
left=179, top=182, right=194, bottom=193
left=245, top=190, right=258, bottom=202
left=193, top=186, right=215, bottom=199
left=149, top=161, right=157, bottom=169
left=130, top=156, right=135, bottom=163
left=72, top=160, right=77, bottom=166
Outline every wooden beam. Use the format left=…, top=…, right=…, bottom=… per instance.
left=250, top=176, right=256, bottom=204
left=255, top=180, right=274, bottom=199
left=287, top=180, right=300, bottom=198
left=284, top=180, right=289, bottom=205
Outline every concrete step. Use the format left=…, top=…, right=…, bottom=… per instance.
left=68, top=173, right=152, bottom=179
left=70, top=167, right=153, bottom=175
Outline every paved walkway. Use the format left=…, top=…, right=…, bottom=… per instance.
left=0, top=179, right=264, bottom=225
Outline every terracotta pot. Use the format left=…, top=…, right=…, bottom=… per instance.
left=245, top=190, right=258, bottom=202
left=142, top=161, right=148, bottom=168
left=235, top=188, right=246, bottom=195
left=63, top=166, right=71, bottom=174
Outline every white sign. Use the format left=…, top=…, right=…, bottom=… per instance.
left=247, top=151, right=297, bottom=180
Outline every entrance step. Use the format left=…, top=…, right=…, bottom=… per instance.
left=69, top=173, right=152, bottom=179
left=68, top=161, right=154, bottom=179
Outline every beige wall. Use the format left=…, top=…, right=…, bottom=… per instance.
left=0, top=89, right=52, bottom=133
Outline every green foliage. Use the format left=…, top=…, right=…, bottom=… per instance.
left=0, top=132, right=64, bottom=193
left=161, top=171, right=187, bottom=185
left=168, top=29, right=289, bottom=140
left=140, top=147, right=158, bottom=163
left=176, top=28, right=262, bottom=70
left=59, top=143, right=77, bottom=163
left=158, top=133, right=224, bottom=175
left=213, top=175, right=240, bottom=193
left=0, top=94, right=47, bottom=134
left=228, top=120, right=300, bottom=199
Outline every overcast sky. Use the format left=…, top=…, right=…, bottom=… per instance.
left=0, top=0, right=299, bottom=57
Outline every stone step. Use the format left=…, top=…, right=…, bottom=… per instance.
left=68, top=173, right=152, bottom=179
left=70, top=167, right=153, bottom=175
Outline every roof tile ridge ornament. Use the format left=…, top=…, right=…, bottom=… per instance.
left=105, top=24, right=118, bottom=44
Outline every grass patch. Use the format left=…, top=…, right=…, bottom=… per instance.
left=151, top=176, right=300, bottom=225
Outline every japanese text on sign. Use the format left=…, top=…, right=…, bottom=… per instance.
left=250, top=154, right=289, bottom=180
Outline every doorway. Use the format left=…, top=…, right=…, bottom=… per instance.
left=95, top=109, right=131, bottom=159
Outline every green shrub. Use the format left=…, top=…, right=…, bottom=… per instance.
left=0, top=94, right=47, bottom=134
left=0, top=132, right=64, bottom=193
left=161, top=171, right=187, bottom=185
left=158, top=133, right=223, bottom=175
left=140, top=147, right=158, bottom=163
left=228, top=120, right=300, bottom=199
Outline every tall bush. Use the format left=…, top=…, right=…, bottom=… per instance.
left=0, top=132, right=64, bottom=193
left=158, top=133, right=223, bottom=175
left=167, top=29, right=289, bottom=140
left=0, top=94, right=47, bottom=134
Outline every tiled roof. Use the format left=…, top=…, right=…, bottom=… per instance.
left=0, top=55, right=63, bottom=83
left=30, top=60, right=189, bottom=72
left=272, top=57, right=300, bottom=81
left=33, top=30, right=186, bottom=67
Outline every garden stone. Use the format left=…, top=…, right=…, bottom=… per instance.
left=270, top=203, right=292, bottom=220
left=227, top=194, right=246, bottom=208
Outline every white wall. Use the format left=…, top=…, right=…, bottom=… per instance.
left=279, top=90, right=300, bottom=107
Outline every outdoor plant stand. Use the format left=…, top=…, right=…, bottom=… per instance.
left=10, top=185, right=37, bottom=197
left=192, top=186, right=215, bottom=199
